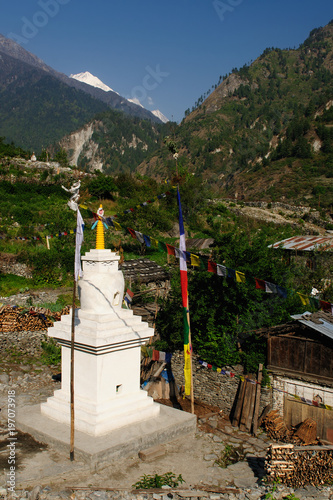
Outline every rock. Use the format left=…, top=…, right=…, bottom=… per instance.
left=0, top=372, right=10, bottom=384
left=0, top=487, right=7, bottom=496
left=29, top=485, right=42, bottom=500
left=204, top=453, right=218, bottom=461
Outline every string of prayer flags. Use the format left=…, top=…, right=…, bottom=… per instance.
left=142, top=347, right=172, bottom=363
left=199, top=358, right=333, bottom=411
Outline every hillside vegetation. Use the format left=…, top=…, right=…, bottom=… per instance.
left=1, top=145, right=332, bottom=371
left=139, top=22, right=333, bottom=208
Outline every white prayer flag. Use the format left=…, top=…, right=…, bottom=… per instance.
left=75, top=209, right=84, bottom=281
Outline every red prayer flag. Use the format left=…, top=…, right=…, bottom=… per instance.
left=152, top=349, right=159, bottom=361
left=208, top=261, right=217, bottom=274
left=166, top=244, right=176, bottom=256
left=319, top=300, right=331, bottom=311
left=127, top=228, right=136, bottom=239
left=255, top=278, right=266, bottom=290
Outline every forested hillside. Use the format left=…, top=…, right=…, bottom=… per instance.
left=59, top=109, right=173, bottom=174
left=140, top=22, right=333, bottom=208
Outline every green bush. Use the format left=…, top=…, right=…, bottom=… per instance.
left=132, top=472, right=185, bottom=489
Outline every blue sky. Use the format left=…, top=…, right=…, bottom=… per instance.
left=1, top=0, right=332, bottom=122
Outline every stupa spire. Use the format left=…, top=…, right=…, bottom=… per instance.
left=96, top=205, right=105, bottom=250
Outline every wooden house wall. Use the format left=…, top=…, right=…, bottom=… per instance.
left=284, top=396, right=333, bottom=444
left=268, top=336, right=333, bottom=381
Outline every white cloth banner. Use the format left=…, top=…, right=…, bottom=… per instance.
left=75, top=209, right=84, bottom=281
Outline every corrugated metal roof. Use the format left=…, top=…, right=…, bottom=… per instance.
left=291, top=311, right=333, bottom=341
left=269, top=235, right=333, bottom=252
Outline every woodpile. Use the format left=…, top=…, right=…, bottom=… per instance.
left=265, top=443, right=333, bottom=487
left=262, top=409, right=292, bottom=442
left=263, top=411, right=318, bottom=445
left=293, top=418, right=317, bottom=445
left=0, top=305, right=70, bottom=333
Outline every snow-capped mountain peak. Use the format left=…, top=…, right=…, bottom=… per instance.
left=70, top=71, right=117, bottom=94
left=151, top=109, right=169, bottom=123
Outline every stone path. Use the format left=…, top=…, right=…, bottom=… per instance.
left=0, top=362, right=332, bottom=499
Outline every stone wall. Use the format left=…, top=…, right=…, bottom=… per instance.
left=171, top=350, right=272, bottom=417
left=0, top=253, right=32, bottom=279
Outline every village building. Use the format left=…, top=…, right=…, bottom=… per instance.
left=266, top=311, right=333, bottom=444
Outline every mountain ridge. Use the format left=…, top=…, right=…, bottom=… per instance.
left=137, top=21, right=333, bottom=207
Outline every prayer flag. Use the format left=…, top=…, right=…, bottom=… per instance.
left=265, top=282, right=277, bottom=294
left=74, top=209, right=84, bottom=281
left=150, top=237, right=159, bottom=248
left=217, top=264, right=227, bottom=277
left=190, top=254, right=200, bottom=267
left=134, top=231, right=144, bottom=244
left=178, top=187, right=191, bottom=396
left=235, top=271, right=246, bottom=283
left=143, top=234, right=151, bottom=247
left=113, top=220, right=122, bottom=231
left=255, top=278, right=266, bottom=290
left=128, top=228, right=136, bottom=238
left=124, top=288, right=134, bottom=308
left=208, top=261, right=217, bottom=274
left=298, top=293, right=310, bottom=306
left=319, top=300, right=331, bottom=311
left=166, top=244, right=176, bottom=256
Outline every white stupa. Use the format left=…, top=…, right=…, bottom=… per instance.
left=41, top=212, right=160, bottom=436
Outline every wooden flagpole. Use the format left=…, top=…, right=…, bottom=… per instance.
left=70, top=277, right=76, bottom=461
left=186, top=301, right=194, bottom=414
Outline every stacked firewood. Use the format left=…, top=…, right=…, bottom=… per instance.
left=263, top=410, right=319, bottom=445
left=262, top=409, right=293, bottom=442
left=0, top=305, right=70, bottom=333
left=265, top=444, right=333, bottom=487
left=265, top=444, right=294, bottom=481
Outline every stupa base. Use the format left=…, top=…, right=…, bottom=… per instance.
left=16, top=403, right=197, bottom=469
left=41, top=388, right=160, bottom=436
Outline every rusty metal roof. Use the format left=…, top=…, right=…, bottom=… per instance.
left=291, top=311, right=333, bottom=341
left=269, top=235, right=333, bottom=252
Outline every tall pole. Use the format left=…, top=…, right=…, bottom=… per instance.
left=70, top=277, right=76, bottom=461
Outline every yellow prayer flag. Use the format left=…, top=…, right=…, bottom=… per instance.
left=150, top=237, right=159, bottom=248
left=184, top=344, right=191, bottom=396
left=217, top=368, right=221, bottom=373
left=190, top=254, right=200, bottom=267
left=113, top=221, right=122, bottom=231
left=297, top=292, right=310, bottom=306
left=236, top=271, right=246, bottom=283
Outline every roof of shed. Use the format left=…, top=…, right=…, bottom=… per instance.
left=120, top=258, right=169, bottom=283
left=269, top=235, right=333, bottom=252
left=291, top=311, right=333, bottom=341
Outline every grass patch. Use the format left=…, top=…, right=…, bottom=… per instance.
left=40, top=337, right=61, bottom=366
left=215, top=444, right=246, bottom=468
left=0, top=274, right=35, bottom=297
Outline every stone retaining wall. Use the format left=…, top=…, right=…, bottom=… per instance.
left=171, top=351, right=272, bottom=417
